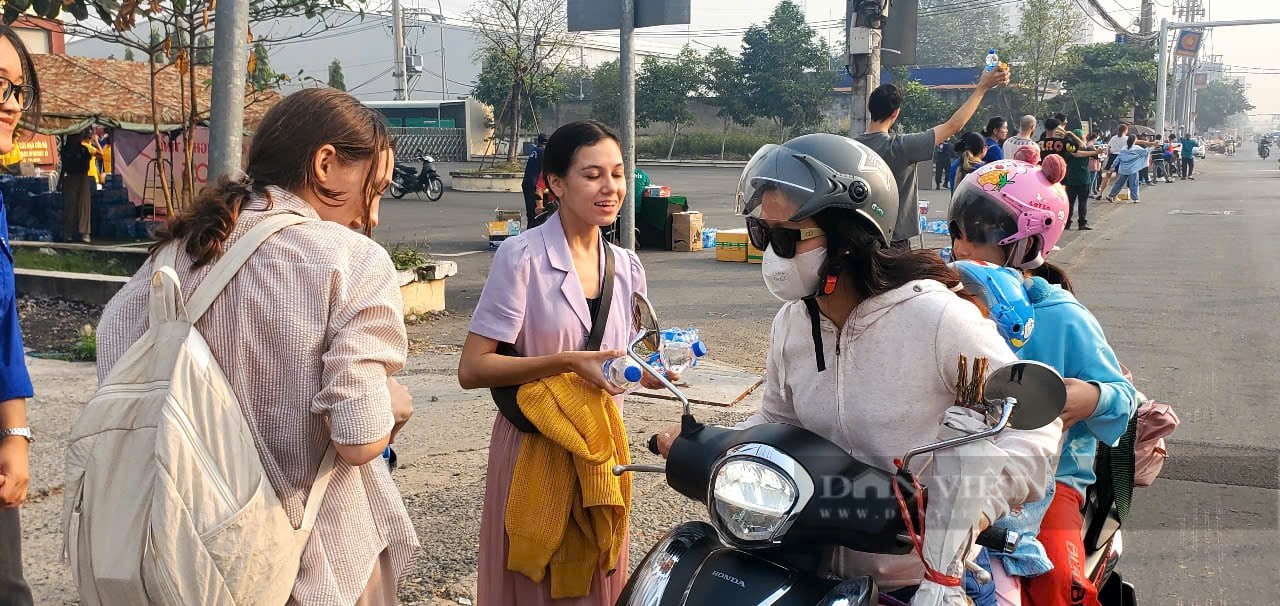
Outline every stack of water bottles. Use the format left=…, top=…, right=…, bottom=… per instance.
left=601, top=327, right=709, bottom=392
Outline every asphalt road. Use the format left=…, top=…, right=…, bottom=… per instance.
left=375, top=155, right=1280, bottom=603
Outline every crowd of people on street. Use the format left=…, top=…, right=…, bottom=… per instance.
left=0, top=28, right=1179, bottom=606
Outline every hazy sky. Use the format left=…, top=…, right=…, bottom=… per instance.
left=419, top=0, right=1280, bottom=114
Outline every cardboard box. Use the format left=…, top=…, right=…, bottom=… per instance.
left=643, top=185, right=671, bottom=197
left=670, top=211, right=703, bottom=252
left=747, top=240, right=764, bottom=264
left=716, top=228, right=748, bottom=262
left=495, top=209, right=522, bottom=222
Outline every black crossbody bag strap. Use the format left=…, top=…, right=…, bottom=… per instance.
left=492, top=240, right=616, bottom=434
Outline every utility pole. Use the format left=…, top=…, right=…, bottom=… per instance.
left=436, top=0, right=448, bottom=100
left=392, top=0, right=408, bottom=100
left=846, top=0, right=886, bottom=136
left=1139, top=0, right=1154, bottom=35
left=208, top=0, right=250, bottom=181
left=619, top=0, right=637, bottom=250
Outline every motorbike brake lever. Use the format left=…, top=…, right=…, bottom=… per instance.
left=612, top=464, right=665, bottom=476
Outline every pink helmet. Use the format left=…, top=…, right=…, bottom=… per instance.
left=947, top=156, right=1069, bottom=269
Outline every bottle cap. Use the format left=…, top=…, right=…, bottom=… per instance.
left=692, top=341, right=708, bottom=357
left=988, top=48, right=997, bottom=53
left=623, top=364, right=643, bottom=382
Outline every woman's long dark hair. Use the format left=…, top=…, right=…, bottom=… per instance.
left=152, top=88, right=393, bottom=268
left=812, top=209, right=963, bottom=301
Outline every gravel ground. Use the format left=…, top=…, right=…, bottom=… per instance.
left=16, top=297, right=103, bottom=354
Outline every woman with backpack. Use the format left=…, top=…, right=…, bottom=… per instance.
left=94, top=88, right=418, bottom=605
left=947, top=158, right=1138, bottom=606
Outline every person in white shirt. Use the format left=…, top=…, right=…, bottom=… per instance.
left=1099, top=123, right=1130, bottom=197
left=655, top=134, right=1062, bottom=601
left=1002, top=114, right=1039, bottom=159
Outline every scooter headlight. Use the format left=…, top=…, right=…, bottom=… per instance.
left=710, top=457, right=799, bottom=543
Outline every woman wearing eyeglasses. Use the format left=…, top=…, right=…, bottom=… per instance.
left=655, top=134, right=1061, bottom=604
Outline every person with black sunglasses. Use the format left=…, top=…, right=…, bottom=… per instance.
left=659, top=134, right=1061, bottom=602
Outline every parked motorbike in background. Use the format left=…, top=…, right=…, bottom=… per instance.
left=391, top=150, right=444, bottom=201
left=613, top=293, right=1074, bottom=606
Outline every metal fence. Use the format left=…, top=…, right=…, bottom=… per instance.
left=389, top=127, right=467, bottom=161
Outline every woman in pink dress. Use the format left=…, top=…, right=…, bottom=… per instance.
left=458, top=121, right=653, bottom=605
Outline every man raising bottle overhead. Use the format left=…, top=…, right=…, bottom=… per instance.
left=856, top=64, right=1010, bottom=249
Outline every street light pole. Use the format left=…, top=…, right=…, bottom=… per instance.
left=208, top=0, right=250, bottom=181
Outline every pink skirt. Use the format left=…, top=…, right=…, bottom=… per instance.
left=477, top=414, right=630, bottom=605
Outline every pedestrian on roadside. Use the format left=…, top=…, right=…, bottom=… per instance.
left=933, top=138, right=955, bottom=189
left=1106, top=134, right=1150, bottom=203
left=1180, top=132, right=1199, bottom=180
left=1037, top=117, right=1082, bottom=167
left=1086, top=131, right=1103, bottom=197
left=59, top=129, right=94, bottom=243
left=1139, top=135, right=1154, bottom=186
left=97, top=88, right=420, bottom=605
left=982, top=116, right=1008, bottom=162
left=522, top=133, right=548, bottom=228
left=1063, top=128, right=1102, bottom=230
left=459, top=121, right=670, bottom=605
left=952, top=132, right=988, bottom=192
left=1098, top=123, right=1130, bottom=198
left=855, top=65, right=1010, bottom=248
left=1002, top=115, right=1038, bottom=159
left=0, top=24, right=40, bottom=606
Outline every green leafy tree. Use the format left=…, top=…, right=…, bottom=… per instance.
left=1196, top=79, right=1254, bottom=130
left=1057, top=42, right=1157, bottom=126
left=917, top=0, right=1009, bottom=67
left=888, top=67, right=952, bottom=134
left=123, top=48, right=135, bottom=62
left=638, top=46, right=704, bottom=159
left=467, top=0, right=575, bottom=162
left=589, top=59, right=621, bottom=128
left=740, top=0, right=831, bottom=142
left=327, top=59, right=346, bottom=91
left=149, top=27, right=168, bottom=63
left=558, top=63, right=592, bottom=101
left=472, top=48, right=567, bottom=136
left=705, top=46, right=756, bottom=159
left=250, top=41, right=282, bottom=91
left=194, top=34, right=212, bottom=65
left=1006, top=0, right=1084, bottom=115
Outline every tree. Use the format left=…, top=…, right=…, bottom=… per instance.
left=466, top=0, right=577, bottom=162
left=637, top=46, right=704, bottom=160
left=1006, top=0, right=1085, bottom=115
left=739, top=0, right=831, bottom=142
left=589, top=60, right=621, bottom=128
left=149, top=27, right=168, bottom=63
left=888, top=67, right=952, bottom=134
left=917, top=0, right=1009, bottom=67
left=705, top=46, right=756, bottom=159
left=472, top=48, right=568, bottom=138
left=1057, top=42, right=1158, bottom=126
left=1196, top=79, right=1254, bottom=130
left=250, top=41, right=282, bottom=91
left=123, top=47, right=135, bottom=62
left=327, top=59, right=346, bottom=91
left=194, top=34, right=212, bottom=65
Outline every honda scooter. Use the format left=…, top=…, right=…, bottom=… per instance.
left=390, top=150, right=444, bottom=201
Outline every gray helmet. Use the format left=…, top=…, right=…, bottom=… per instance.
left=736, top=133, right=900, bottom=244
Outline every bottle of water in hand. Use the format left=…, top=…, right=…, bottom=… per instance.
left=602, top=356, right=643, bottom=392
left=648, top=328, right=709, bottom=375
left=985, top=49, right=1000, bottom=72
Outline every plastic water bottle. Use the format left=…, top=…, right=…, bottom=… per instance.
left=648, top=328, right=709, bottom=374
left=984, top=49, right=1000, bottom=72
left=382, top=445, right=398, bottom=470
left=602, top=356, right=643, bottom=391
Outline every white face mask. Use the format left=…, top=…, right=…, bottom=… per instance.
left=762, top=246, right=827, bottom=302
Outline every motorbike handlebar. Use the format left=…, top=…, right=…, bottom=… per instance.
left=648, top=434, right=661, bottom=456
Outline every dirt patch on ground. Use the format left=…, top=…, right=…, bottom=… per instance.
left=17, top=296, right=102, bottom=354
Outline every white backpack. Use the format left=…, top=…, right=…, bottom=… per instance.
left=64, top=213, right=336, bottom=606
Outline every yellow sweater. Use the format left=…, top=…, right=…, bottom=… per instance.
left=506, top=373, right=632, bottom=599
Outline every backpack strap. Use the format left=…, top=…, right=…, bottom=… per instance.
left=184, top=213, right=313, bottom=323
left=299, top=446, right=338, bottom=532
left=149, top=242, right=187, bottom=328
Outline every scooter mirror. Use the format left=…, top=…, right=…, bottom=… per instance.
left=983, top=360, right=1067, bottom=430
left=631, top=293, right=662, bottom=357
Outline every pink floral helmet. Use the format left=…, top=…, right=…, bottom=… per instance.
left=947, top=156, right=1069, bottom=270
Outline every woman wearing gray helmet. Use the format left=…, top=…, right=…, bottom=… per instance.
left=657, top=134, right=1061, bottom=602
